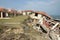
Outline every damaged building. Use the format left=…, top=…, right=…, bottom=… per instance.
left=28, top=11, right=60, bottom=40
left=22, top=10, right=60, bottom=40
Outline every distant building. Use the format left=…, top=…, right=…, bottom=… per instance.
left=22, top=10, right=34, bottom=15
left=0, top=7, right=8, bottom=18
left=0, top=7, right=21, bottom=19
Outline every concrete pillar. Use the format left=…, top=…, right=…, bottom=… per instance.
left=23, top=12, right=26, bottom=15
left=6, top=12, right=8, bottom=17
left=1, top=12, right=3, bottom=18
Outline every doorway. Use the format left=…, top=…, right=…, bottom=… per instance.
left=3, top=12, right=6, bottom=17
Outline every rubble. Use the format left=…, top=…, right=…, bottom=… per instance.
left=0, top=7, right=60, bottom=40
left=26, top=11, right=60, bottom=40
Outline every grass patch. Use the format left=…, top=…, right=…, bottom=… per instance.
left=0, top=15, right=28, bottom=23
left=0, top=15, right=28, bottom=27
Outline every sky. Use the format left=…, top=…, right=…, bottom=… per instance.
left=0, top=0, right=60, bottom=15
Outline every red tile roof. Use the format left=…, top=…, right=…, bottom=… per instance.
left=0, top=7, right=8, bottom=12
left=22, top=10, right=34, bottom=12
left=0, top=7, right=4, bottom=11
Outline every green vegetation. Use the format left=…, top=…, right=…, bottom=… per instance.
left=0, top=15, right=28, bottom=22
left=0, top=15, right=28, bottom=28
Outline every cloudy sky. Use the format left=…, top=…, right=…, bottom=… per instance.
left=0, top=0, right=60, bottom=15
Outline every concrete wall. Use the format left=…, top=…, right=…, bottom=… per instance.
left=30, top=13, right=42, bottom=19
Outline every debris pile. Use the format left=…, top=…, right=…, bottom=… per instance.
left=26, top=11, right=60, bottom=40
